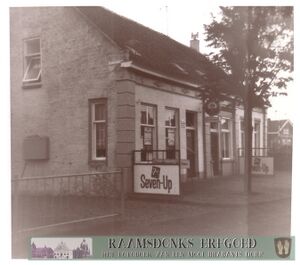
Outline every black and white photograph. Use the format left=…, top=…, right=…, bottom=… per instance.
left=4, top=0, right=298, bottom=260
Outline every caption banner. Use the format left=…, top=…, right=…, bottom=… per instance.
left=30, top=236, right=295, bottom=260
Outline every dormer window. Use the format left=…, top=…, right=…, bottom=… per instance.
left=23, top=38, right=41, bottom=83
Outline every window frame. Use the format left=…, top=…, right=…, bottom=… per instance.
left=240, top=118, right=245, bottom=157
left=89, top=98, right=108, bottom=163
left=139, top=103, right=157, bottom=162
left=140, top=103, right=157, bottom=146
left=221, top=117, right=232, bottom=159
left=23, top=37, right=42, bottom=84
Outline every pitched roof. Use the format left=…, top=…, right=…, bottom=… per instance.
left=268, top=119, right=292, bottom=133
left=76, top=6, right=239, bottom=96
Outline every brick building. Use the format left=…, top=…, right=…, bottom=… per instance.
left=10, top=7, right=267, bottom=195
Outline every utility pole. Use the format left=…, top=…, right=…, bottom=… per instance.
left=244, top=6, right=253, bottom=193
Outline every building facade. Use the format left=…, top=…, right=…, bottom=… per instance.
left=268, top=119, right=293, bottom=151
left=267, top=119, right=293, bottom=171
left=11, top=7, right=267, bottom=195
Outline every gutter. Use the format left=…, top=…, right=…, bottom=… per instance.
left=120, top=61, right=204, bottom=90
left=121, top=61, right=243, bottom=103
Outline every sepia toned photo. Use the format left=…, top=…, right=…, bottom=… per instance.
left=10, top=4, right=294, bottom=259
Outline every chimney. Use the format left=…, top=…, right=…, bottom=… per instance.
left=190, top=32, right=199, bottom=52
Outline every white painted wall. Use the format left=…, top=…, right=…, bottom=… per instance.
left=235, top=107, right=266, bottom=150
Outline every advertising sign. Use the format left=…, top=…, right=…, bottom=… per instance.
left=180, top=159, right=190, bottom=169
left=134, top=165, right=180, bottom=195
left=204, top=98, right=220, bottom=116
left=251, top=157, right=274, bottom=175
left=239, top=156, right=274, bottom=175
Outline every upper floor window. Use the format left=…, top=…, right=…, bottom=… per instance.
left=23, top=38, right=41, bottom=83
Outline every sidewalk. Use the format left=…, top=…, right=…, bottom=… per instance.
left=178, top=170, right=292, bottom=206
left=121, top=170, right=292, bottom=226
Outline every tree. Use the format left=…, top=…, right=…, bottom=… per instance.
left=204, top=7, right=293, bottom=192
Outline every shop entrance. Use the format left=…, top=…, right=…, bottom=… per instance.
left=210, top=132, right=219, bottom=176
left=186, top=111, right=197, bottom=178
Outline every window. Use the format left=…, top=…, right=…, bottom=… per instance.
left=240, top=119, right=245, bottom=156
left=90, top=99, right=107, bottom=161
left=140, top=104, right=156, bottom=161
left=165, top=108, right=178, bottom=159
left=23, top=38, right=41, bottom=83
left=253, top=120, right=261, bottom=156
left=221, top=118, right=232, bottom=159
left=283, top=128, right=289, bottom=135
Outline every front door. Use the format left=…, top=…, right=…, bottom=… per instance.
left=186, top=129, right=196, bottom=178
left=211, top=132, right=219, bottom=176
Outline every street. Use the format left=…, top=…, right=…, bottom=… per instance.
left=12, top=171, right=292, bottom=258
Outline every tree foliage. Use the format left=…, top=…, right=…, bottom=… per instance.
left=204, top=6, right=293, bottom=106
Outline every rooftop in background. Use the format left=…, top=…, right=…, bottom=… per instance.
left=268, top=119, right=293, bottom=133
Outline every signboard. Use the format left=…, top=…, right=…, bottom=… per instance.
left=134, top=164, right=180, bottom=195
left=239, top=157, right=274, bottom=175
left=251, top=157, right=274, bottom=175
left=204, top=98, right=220, bottom=116
left=180, top=159, right=190, bottom=169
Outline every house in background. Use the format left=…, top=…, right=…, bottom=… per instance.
left=268, top=119, right=293, bottom=171
left=268, top=119, right=293, bottom=151
left=10, top=7, right=267, bottom=196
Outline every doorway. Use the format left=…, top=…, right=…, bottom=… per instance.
left=186, top=129, right=196, bottom=178
left=186, top=111, right=197, bottom=178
